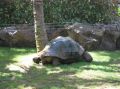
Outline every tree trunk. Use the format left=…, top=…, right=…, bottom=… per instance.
left=33, top=0, right=48, bottom=52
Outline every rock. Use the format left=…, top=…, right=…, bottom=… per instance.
left=1, top=23, right=120, bottom=50
left=0, top=29, right=12, bottom=46
left=47, top=28, right=68, bottom=40
left=66, top=23, right=120, bottom=50
left=11, top=29, right=35, bottom=47
left=116, top=37, right=120, bottom=49
left=100, top=30, right=119, bottom=50
left=0, top=25, right=35, bottom=47
left=0, top=24, right=67, bottom=47
left=66, top=23, right=104, bottom=50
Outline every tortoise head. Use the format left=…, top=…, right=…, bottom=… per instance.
left=82, top=51, right=93, bottom=62
left=33, top=56, right=41, bottom=64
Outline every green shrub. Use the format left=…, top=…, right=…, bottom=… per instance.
left=0, top=0, right=118, bottom=25
left=44, top=0, right=118, bottom=24
left=0, top=0, right=33, bottom=25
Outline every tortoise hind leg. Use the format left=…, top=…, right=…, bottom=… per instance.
left=52, top=57, right=61, bottom=66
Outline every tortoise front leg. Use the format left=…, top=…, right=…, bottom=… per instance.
left=33, top=56, right=41, bottom=64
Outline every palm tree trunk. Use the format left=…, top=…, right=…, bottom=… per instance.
left=33, top=0, right=48, bottom=52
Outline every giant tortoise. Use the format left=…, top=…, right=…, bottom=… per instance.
left=33, top=36, right=93, bottom=65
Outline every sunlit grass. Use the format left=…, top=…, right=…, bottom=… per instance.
left=0, top=47, right=120, bottom=89
left=118, top=7, right=120, bottom=16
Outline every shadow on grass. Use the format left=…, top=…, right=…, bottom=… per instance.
left=0, top=47, right=36, bottom=68
left=0, top=48, right=120, bottom=89
left=0, top=47, right=36, bottom=89
left=86, top=61, right=120, bottom=73
left=96, top=50, right=120, bottom=60
left=1, top=65, right=120, bottom=89
left=22, top=66, right=120, bottom=89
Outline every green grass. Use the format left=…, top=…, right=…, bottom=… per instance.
left=118, top=7, right=120, bottom=16
left=0, top=47, right=120, bottom=89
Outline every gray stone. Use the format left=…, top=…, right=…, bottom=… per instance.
left=66, top=23, right=120, bottom=50
left=116, top=37, right=120, bottom=49
left=0, top=25, right=35, bottom=47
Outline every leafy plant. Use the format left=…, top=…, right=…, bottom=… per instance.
left=0, top=0, right=118, bottom=25
left=0, top=0, right=33, bottom=26
left=44, top=0, right=118, bottom=24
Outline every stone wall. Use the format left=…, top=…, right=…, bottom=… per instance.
left=0, top=24, right=67, bottom=47
left=0, top=24, right=35, bottom=47
left=0, top=23, right=120, bottom=51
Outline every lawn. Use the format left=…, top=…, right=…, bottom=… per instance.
left=0, top=47, right=120, bottom=89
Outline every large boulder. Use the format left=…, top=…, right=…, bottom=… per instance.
left=1, top=23, right=120, bottom=50
left=0, top=24, right=67, bottom=47
left=116, top=37, right=120, bottom=49
left=0, top=27, right=15, bottom=46
left=0, top=30, right=11, bottom=46
left=66, top=23, right=120, bottom=50
left=45, top=23, right=68, bottom=40
left=100, top=30, right=120, bottom=50
left=47, top=28, right=68, bottom=40
left=11, top=29, right=35, bottom=47
left=66, top=23, right=104, bottom=50
left=0, top=26, right=35, bottom=47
